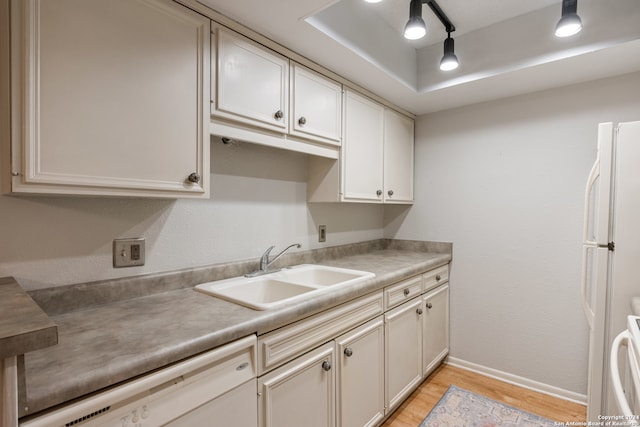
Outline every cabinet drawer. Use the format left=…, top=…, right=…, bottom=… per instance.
left=384, top=275, right=422, bottom=310
left=423, top=265, right=449, bottom=292
left=258, top=292, right=384, bottom=374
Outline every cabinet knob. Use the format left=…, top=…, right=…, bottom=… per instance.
left=426, top=302, right=433, bottom=309
left=274, top=110, right=284, bottom=120
left=376, top=189, right=382, bottom=197
left=344, top=347, right=353, bottom=357
left=403, top=288, right=410, bottom=296
left=436, top=275, right=441, bottom=281
left=321, top=361, right=332, bottom=371
left=388, top=190, right=394, bottom=197
left=298, top=116, right=307, bottom=126
left=416, top=308, right=424, bottom=315
left=187, top=172, right=200, bottom=183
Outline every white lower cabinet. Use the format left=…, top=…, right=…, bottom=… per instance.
left=255, top=265, right=450, bottom=427
left=258, top=342, right=335, bottom=427
left=384, top=298, right=424, bottom=412
left=335, top=317, right=385, bottom=427
left=422, top=283, right=450, bottom=376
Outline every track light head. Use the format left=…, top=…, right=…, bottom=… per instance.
left=404, top=0, right=426, bottom=40
left=439, top=35, right=458, bottom=71
left=555, top=0, right=582, bottom=37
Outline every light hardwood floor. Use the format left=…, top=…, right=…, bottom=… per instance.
left=382, top=363, right=587, bottom=426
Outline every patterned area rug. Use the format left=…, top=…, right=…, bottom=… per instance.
left=419, top=385, right=557, bottom=426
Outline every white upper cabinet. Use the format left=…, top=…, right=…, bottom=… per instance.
left=213, top=27, right=289, bottom=133
left=290, top=63, right=342, bottom=145
left=383, top=109, right=415, bottom=203
left=307, top=89, right=414, bottom=204
left=5, top=0, right=210, bottom=197
left=210, top=27, right=342, bottom=159
left=342, top=89, right=385, bottom=202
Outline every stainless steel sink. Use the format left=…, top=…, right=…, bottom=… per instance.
left=195, top=264, right=375, bottom=310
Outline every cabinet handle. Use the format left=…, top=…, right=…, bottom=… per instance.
left=298, top=116, right=307, bottom=126
left=416, top=308, right=424, bottom=315
left=388, top=190, right=394, bottom=197
left=274, top=110, right=284, bottom=120
left=344, top=347, right=353, bottom=357
left=403, top=288, right=410, bottom=296
left=426, top=302, right=433, bottom=309
left=321, top=361, right=332, bottom=371
left=436, top=275, right=442, bottom=281
left=187, top=172, right=200, bottom=183
left=376, top=189, right=382, bottom=197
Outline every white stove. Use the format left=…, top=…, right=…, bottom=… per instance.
left=611, top=315, right=640, bottom=423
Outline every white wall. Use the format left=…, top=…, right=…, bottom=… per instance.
left=0, top=140, right=384, bottom=290
left=385, top=71, right=640, bottom=396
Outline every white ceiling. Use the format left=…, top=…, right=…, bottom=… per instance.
left=196, top=0, right=640, bottom=115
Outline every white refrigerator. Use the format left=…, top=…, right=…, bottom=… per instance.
left=583, top=121, right=640, bottom=420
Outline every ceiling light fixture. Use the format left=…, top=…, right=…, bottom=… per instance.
left=364, top=0, right=383, bottom=3
left=403, top=0, right=426, bottom=40
left=555, top=0, right=582, bottom=37
left=440, top=32, right=458, bottom=71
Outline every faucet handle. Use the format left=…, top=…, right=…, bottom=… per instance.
left=260, top=246, right=275, bottom=269
left=263, top=245, right=275, bottom=256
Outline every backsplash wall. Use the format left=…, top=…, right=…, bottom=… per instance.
left=0, top=139, right=385, bottom=290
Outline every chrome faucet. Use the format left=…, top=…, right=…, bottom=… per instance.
left=245, top=243, right=302, bottom=277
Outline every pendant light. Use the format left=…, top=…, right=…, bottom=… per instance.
left=555, top=0, right=582, bottom=37
left=403, top=0, right=427, bottom=40
left=439, top=33, right=458, bottom=71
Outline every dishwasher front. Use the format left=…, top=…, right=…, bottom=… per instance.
left=20, top=335, right=258, bottom=427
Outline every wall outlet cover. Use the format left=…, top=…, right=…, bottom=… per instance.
left=113, top=238, right=145, bottom=268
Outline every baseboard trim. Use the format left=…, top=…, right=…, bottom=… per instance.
left=445, top=356, right=587, bottom=405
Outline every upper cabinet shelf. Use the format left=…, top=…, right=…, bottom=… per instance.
left=2, top=0, right=211, bottom=198
left=211, top=27, right=342, bottom=159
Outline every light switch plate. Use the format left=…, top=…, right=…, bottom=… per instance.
left=113, top=238, right=145, bottom=268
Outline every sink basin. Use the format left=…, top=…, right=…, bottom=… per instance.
left=274, top=266, right=369, bottom=287
left=195, top=264, right=375, bottom=310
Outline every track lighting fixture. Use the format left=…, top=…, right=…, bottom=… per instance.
left=555, top=0, right=582, bottom=37
left=439, top=33, right=458, bottom=71
left=402, top=0, right=458, bottom=71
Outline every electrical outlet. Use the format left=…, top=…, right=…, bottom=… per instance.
left=113, top=238, right=145, bottom=268
left=319, top=225, right=327, bottom=242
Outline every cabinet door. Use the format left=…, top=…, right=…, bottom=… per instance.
left=335, top=317, right=385, bottom=427
left=290, top=63, right=342, bottom=145
left=385, top=298, right=423, bottom=411
left=214, top=27, right=289, bottom=133
left=11, top=0, right=210, bottom=197
left=422, top=283, right=450, bottom=376
left=258, top=342, right=335, bottom=427
left=383, top=109, right=414, bottom=203
left=342, top=89, right=384, bottom=202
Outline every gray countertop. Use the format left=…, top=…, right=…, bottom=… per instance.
left=20, top=240, right=451, bottom=418
left=0, top=277, right=57, bottom=360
